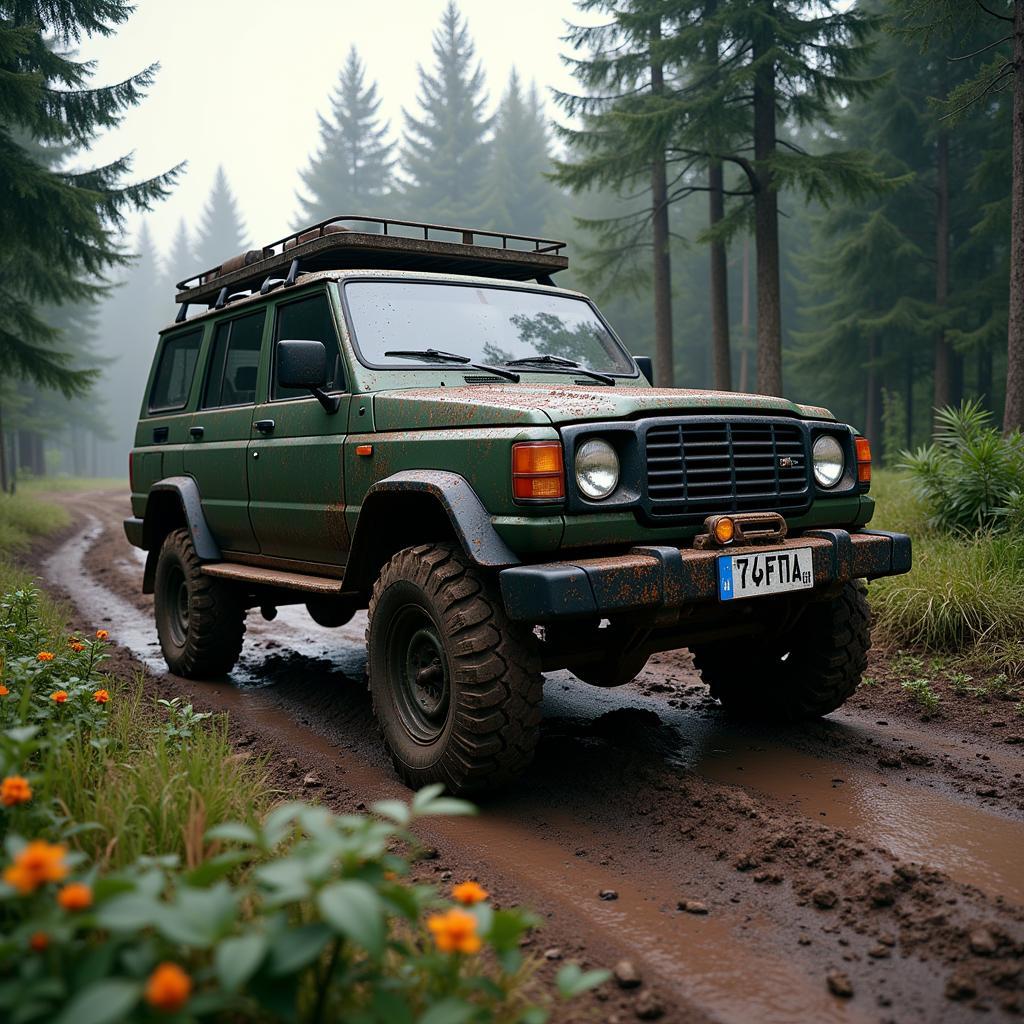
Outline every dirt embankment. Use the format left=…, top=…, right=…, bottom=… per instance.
left=32, top=489, right=1024, bottom=1023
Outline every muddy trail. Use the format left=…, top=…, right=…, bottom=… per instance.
left=38, top=489, right=1024, bottom=1023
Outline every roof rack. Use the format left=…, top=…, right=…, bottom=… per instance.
left=174, top=215, right=569, bottom=307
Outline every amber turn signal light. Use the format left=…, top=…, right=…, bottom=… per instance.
left=512, top=442, right=565, bottom=501
left=855, top=436, right=872, bottom=484
left=712, top=516, right=735, bottom=545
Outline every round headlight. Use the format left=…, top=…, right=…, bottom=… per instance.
left=812, top=435, right=845, bottom=488
left=575, top=439, right=619, bottom=500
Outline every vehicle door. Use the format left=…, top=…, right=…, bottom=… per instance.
left=184, top=308, right=266, bottom=554
left=247, top=289, right=351, bottom=567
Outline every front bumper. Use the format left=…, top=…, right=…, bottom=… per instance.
left=498, top=528, right=911, bottom=622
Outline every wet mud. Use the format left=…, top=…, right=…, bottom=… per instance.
left=36, top=489, right=1024, bottom=1022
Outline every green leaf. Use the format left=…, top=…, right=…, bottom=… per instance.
left=371, top=799, right=410, bottom=825
left=317, top=880, right=386, bottom=956
left=556, top=963, right=610, bottom=999
left=412, top=784, right=476, bottom=818
left=418, top=997, right=476, bottom=1024
left=51, top=979, right=141, bottom=1024
left=184, top=851, right=248, bottom=887
left=205, top=822, right=259, bottom=845
left=3, top=726, right=39, bottom=743
left=267, top=922, right=332, bottom=976
left=96, top=893, right=162, bottom=931
left=215, top=933, right=268, bottom=992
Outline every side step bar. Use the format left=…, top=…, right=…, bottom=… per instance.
left=201, top=563, right=343, bottom=596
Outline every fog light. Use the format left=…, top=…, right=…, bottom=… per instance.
left=713, top=516, right=735, bottom=545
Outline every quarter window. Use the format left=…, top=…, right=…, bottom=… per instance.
left=202, top=310, right=266, bottom=408
left=272, top=294, right=345, bottom=400
left=148, top=328, right=203, bottom=412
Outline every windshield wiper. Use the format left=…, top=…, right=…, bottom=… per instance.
left=385, top=348, right=470, bottom=363
left=384, top=348, right=520, bottom=383
left=502, top=355, right=615, bottom=386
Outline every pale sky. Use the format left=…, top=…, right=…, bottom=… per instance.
left=78, top=0, right=590, bottom=261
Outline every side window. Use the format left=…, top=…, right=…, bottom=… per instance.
left=202, top=310, right=266, bottom=408
left=272, top=293, right=345, bottom=400
left=148, top=328, right=203, bottom=412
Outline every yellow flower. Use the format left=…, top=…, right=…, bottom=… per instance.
left=145, top=962, right=191, bottom=1013
left=0, top=776, right=32, bottom=807
left=50, top=690, right=68, bottom=704
left=95, top=630, right=109, bottom=641
left=57, top=882, right=93, bottom=911
left=3, top=841, right=68, bottom=894
left=452, top=880, right=489, bottom=905
left=427, top=907, right=482, bottom=955
left=36, top=652, right=54, bottom=663
left=93, top=689, right=109, bottom=705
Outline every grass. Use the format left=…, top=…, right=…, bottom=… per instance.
left=19, top=475, right=126, bottom=494
left=0, top=490, right=69, bottom=553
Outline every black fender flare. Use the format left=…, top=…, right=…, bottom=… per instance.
left=139, top=477, right=221, bottom=593
left=342, top=471, right=520, bottom=592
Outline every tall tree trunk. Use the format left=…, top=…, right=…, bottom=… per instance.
left=752, top=8, right=783, bottom=396
left=708, top=160, right=731, bottom=390
left=905, top=354, right=915, bottom=448
left=650, top=19, right=674, bottom=387
left=933, top=129, right=952, bottom=417
left=865, top=335, right=883, bottom=454
left=1005, top=0, right=1024, bottom=432
left=0, top=407, right=7, bottom=495
left=740, top=235, right=751, bottom=392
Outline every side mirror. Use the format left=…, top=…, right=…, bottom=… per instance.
left=277, top=340, right=339, bottom=414
left=635, top=355, right=654, bottom=385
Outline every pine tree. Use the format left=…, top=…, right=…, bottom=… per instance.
left=295, top=46, right=394, bottom=226
left=194, top=166, right=249, bottom=271
left=400, top=2, right=493, bottom=224
left=0, top=1, right=179, bottom=404
left=485, top=71, right=555, bottom=235
left=163, top=218, right=195, bottom=298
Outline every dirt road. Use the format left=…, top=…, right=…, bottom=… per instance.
left=40, top=489, right=1024, bottom=1023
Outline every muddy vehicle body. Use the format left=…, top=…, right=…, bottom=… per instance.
left=125, top=216, right=912, bottom=793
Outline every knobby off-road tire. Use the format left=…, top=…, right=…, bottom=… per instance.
left=691, top=581, right=871, bottom=720
left=366, top=543, right=543, bottom=794
left=154, top=528, right=246, bottom=678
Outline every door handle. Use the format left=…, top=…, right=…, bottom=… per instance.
left=254, top=419, right=276, bottom=434
left=189, top=425, right=205, bottom=439
left=153, top=426, right=168, bottom=443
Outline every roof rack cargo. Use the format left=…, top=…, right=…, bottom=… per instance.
left=174, top=215, right=569, bottom=307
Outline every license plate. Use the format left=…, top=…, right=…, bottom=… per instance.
left=718, top=547, right=814, bottom=601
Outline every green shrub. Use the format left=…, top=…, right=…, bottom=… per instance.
left=0, top=493, right=69, bottom=555
left=900, top=401, right=1024, bottom=535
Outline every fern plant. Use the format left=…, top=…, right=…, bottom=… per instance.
left=901, top=401, right=1024, bottom=535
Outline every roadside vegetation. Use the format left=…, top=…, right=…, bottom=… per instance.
left=0, top=560, right=602, bottom=1020
left=868, top=404, right=1024, bottom=715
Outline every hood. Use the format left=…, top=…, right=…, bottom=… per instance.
left=371, top=384, right=835, bottom=431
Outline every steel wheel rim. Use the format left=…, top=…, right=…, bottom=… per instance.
left=386, top=604, right=451, bottom=743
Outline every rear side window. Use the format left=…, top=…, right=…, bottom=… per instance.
left=202, top=310, right=266, bottom=408
left=272, top=293, right=345, bottom=400
left=148, top=328, right=203, bottom=412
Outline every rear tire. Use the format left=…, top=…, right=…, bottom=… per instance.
left=691, top=581, right=871, bottom=720
left=154, top=528, right=246, bottom=677
left=366, top=543, right=543, bottom=794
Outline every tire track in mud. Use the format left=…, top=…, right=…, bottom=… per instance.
left=41, top=490, right=1024, bottom=1022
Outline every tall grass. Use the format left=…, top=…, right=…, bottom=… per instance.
left=0, top=490, right=69, bottom=552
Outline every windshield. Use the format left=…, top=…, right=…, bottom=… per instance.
left=343, top=280, right=636, bottom=375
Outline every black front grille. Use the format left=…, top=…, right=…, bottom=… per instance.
left=644, top=418, right=810, bottom=522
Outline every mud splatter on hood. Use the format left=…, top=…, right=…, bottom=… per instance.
left=371, top=383, right=835, bottom=431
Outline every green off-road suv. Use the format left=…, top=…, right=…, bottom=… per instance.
left=125, top=216, right=911, bottom=793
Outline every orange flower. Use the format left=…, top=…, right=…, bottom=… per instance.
left=93, top=689, right=110, bottom=705
left=427, top=907, right=482, bottom=955
left=37, top=652, right=54, bottom=663
left=69, top=641, right=85, bottom=653
left=1, top=775, right=32, bottom=807
left=3, top=841, right=68, bottom=894
left=29, top=931, right=49, bottom=952
left=58, top=882, right=93, bottom=911
left=452, top=880, right=489, bottom=905
left=50, top=691, right=68, bottom=704
left=145, top=962, right=191, bottom=1013
left=95, top=630, right=109, bottom=641
left=0, top=684, right=8, bottom=696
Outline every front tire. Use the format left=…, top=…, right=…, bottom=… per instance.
left=366, top=543, right=543, bottom=794
left=154, top=528, right=246, bottom=677
left=691, top=581, right=871, bottom=720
